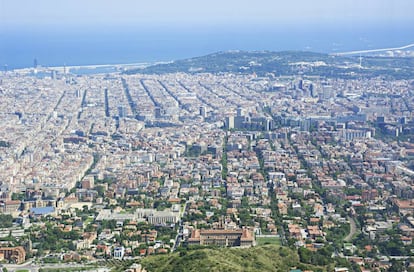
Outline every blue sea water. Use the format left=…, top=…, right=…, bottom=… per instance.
left=1, top=24, right=413, bottom=70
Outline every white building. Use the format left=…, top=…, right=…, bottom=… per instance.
left=113, top=246, right=125, bottom=259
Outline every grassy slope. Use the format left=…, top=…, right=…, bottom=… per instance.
left=140, top=245, right=327, bottom=272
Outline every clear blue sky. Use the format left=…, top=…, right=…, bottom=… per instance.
left=1, top=0, right=413, bottom=29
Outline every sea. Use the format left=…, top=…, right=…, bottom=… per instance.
left=1, top=24, right=413, bottom=70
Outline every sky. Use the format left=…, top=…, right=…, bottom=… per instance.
left=1, top=0, right=413, bottom=29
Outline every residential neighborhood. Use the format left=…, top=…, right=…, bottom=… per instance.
left=1, top=66, right=414, bottom=271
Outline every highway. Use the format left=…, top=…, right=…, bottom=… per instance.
left=332, top=43, right=414, bottom=56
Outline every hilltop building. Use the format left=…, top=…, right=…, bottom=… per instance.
left=188, top=227, right=255, bottom=247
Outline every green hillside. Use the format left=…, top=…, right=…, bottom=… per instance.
left=124, top=50, right=414, bottom=79
left=139, top=245, right=332, bottom=272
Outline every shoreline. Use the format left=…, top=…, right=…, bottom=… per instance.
left=3, top=60, right=173, bottom=73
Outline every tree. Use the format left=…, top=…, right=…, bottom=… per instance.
left=298, top=247, right=330, bottom=266
left=0, top=140, right=10, bottom=148
left=95, top=185, right=105, bottom=197
left=0, top=214, right=13, bottom=228
left=389, top=259, right=404, bottom=272
left=11, top=192, right=25, bottom=201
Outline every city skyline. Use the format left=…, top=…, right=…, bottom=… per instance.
left=1, top=50, right=414, bottom=271
left=1, top=2, right=414, bottom=270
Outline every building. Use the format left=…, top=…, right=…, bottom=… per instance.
left=0, top=246, right=26, bottom=264
left=154, top=107, right=162, bottom=118
left=394, top=199, right=414, bottom=216
left=118, top=106, right=127, bottom=118
left=1, top=200, right=21, bottom=214
left=81, top=175, right=95, bottom=189
left=188, top=228, right=254, bottom=247
left=147, top=211, right=178, bottom=225
left=226, top=115, right=273, bottom=131
left=199, top=106, right=207, bottom=118
left=113, top=246, right=125, bottom=259
left=126, top=263, right=147, bottom=272
left=341, top=129, right=371, bottom=141
left=225, top=116, right=235, bottom=129
left=30, top=206, right=56, bottom=217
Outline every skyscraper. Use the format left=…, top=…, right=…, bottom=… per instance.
left=225, top=116, right=235, bottom=129
left=199, top=106, right=207, bottom=118
left=155, top=107, right=162, bottom=118
left=118, top=106, right=126, bottom=118
left=298, top=79, right=303, bottom=90
left=237, top=107, right=244, bottom=117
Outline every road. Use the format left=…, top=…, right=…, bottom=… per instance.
left=344, top=216, right=358, bottom=242
left=172, top=201, right=189, bottom=252
left=2, top=261, right=109, bottom=272
left=332, top=43, right=414, bottom=56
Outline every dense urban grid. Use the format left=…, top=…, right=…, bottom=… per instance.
left=1, top=61, right=414, bottom=271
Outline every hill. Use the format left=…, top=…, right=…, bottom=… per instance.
left=138, top=245, right=333, bottom=272
left=124, top=50, right=414, bottom=79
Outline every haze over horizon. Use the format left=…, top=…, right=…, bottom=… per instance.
left=1, top=0, right=413, bottom=68
left=3, top=0, right=414, bottom=27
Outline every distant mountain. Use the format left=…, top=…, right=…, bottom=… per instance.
left=124, top=50, right=414, bottom=79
